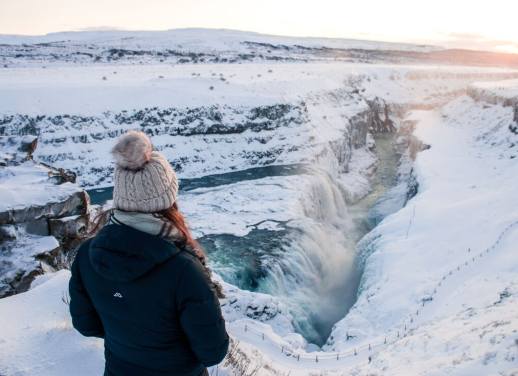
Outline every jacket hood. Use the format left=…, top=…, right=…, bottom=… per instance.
left=89, top=224, right=182, bottom=282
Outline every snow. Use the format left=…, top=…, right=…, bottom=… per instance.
left=327, top=95, right=518, bottom=373
left=180, top=175, right=307, bottom=237
left=1, top=29, right=518, bottom=375
left=0, top=229, right=59, bottom=295
left=0, top=161, right=82, bottom=213
left=0, top=28, right=441, bottom=52
left=471, top=78, right=518, bottom=99
left=1, top=61, right=516, bottom=189
left=0, top=270, right=104, bottom=376
left=3, top=90, right=517, bottom=374
left=1, top=63, right=516, bottom=116
left=337, top=146, right=377, bottom=203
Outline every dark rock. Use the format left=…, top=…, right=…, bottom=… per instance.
left=0, top=190, right=88, bottom=225
left=25, top=218, right=49, bottom=236
left=18, top=136, right=38, bottom=157
left=49, top=214, right=88, bottom=240
left=365, top=98, right=397, bottom=133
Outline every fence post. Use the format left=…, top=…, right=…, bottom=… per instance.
left=244, top=324, right=247, bottom=332
left=297, top=354, right=300, bottom=361
left=336, top=353, right=339, bottom=360
left=262, top=333, right=264, bottom=340
left=281, top=346, right=284, bottom=354
left=354, top=349, right=357, bottom=356
left=384, top=337, right=387, bottom=344
left=369, top=344, right=371, bottom=351
left=316, top=355, right=318, bottom=363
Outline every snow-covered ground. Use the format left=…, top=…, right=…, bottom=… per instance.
left=471, top=78, right=518, bottom=100
left=0, top=28, right=440, bottom=52
left=1, top=29, right=518, bottom=375
left=2, top=86, right=517, bottom=375
left=0, top=162, right=82, bottom=215
left=330, top=94, right=518, bottom=373
left=0, top=28, right=442, bottom=69
left=1, top=62, right=516, bottom=187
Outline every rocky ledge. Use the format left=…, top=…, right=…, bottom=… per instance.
left=0, top=136, right=90, bottom=297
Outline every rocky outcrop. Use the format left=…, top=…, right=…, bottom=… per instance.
left=0, top=191, right=87, bottom=226
left=0, top=104, right=306, bottom=140
left=393, top=119, right=431, bottom=204
left=0, top=137, right=90, bottom=298
left=328, top=97, right=397, bottom=175
left=511, top=106, right=518, bottom=135
left=0, top=226, right=61, bottom=297
left=365, top=98, right=397, bottom=133
left=465, top=85, right=518, bottom=141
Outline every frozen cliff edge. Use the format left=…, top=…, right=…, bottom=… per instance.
left=325, top=84, right=518, bottom=375
left=0, top=136, right=89, bottom=297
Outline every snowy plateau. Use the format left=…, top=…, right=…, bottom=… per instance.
left=0, top=29, right=517, bottom=375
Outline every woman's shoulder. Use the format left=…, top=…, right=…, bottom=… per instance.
left=165, top=247, right=202, bottom=272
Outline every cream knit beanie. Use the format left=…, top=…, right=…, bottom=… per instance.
left=111, top=131, right=178, bottom=213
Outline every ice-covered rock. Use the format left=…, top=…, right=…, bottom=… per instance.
left=0, top=225, right=60, bottom=297
left=0, top=137, right=89, bottom=297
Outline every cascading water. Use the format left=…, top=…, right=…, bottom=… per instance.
left=247, top=133, right=405, bottom=346
left=254, top=169, right=360, bottom=346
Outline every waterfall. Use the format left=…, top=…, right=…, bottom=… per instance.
left=256, top=169, right=361, bottom=346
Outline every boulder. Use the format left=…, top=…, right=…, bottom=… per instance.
left=49, top=214, right=88, bottom=240
left=0, top=227, right=61, bottom=298
left=0, top=136, right=91, bottom=298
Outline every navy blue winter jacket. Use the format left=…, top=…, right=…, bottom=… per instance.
left=69, top=223, right=229, bottom=376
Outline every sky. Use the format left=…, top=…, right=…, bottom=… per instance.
left=1, top=0, right=517, bottom=53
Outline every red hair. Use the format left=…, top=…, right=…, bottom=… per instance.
left=157, top=202, right=202, bottom=254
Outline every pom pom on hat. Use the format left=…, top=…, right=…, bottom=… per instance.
left=111, top=130, right=153, bottom=170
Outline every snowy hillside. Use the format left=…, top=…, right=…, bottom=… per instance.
left=0, top=29, right=518, bottom=375
left=0, top=28, right=440, bottom=52
left=1, top=28, right=517, bottom=68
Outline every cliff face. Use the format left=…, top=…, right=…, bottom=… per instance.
left=0, top=136, right=89, bottom=297
left=0, top=95, right=377, bottom=188
left=467, top=82, right=518, bottom=144
left=513, top=106, right=518, bottom=134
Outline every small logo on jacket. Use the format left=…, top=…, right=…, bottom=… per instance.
left=113, top=292, right=123, bottom=298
